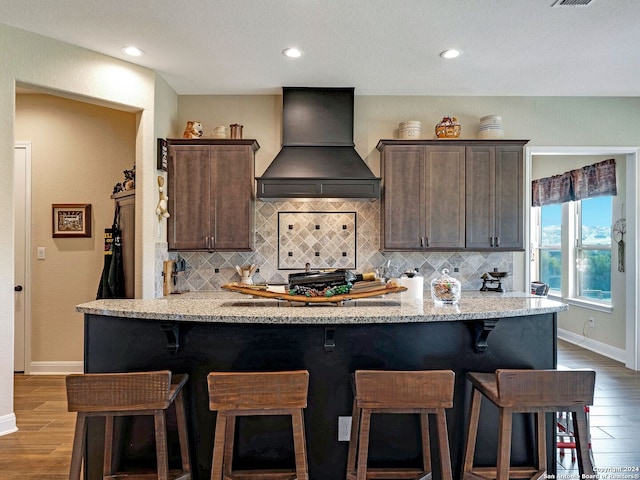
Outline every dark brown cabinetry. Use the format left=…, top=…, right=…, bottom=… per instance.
left=167, top=139, right=258, bottom=251
left=378, top=141, right=465, bottom=250
left=465, top=142, right=527, bottom=250
left=378, top=139, right=527, bottom=252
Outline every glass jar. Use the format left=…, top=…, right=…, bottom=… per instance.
left=430, top=268, right=461, bottom=305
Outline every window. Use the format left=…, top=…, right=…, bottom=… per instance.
left=538, top=204, right=562, bottom=293
left=532, top=196, right=612, bottom=306
left=576, top=196, right=612, bottom=303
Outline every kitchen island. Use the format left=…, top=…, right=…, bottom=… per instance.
left=77, top=292, right=567, bottom=480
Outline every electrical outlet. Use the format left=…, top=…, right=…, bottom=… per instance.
left=588, top=317, right=595, bottom=328
left=338, top=416, right=352, bottom=441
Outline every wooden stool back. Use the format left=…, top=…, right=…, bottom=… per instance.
left=355, top=369, right=454, bottom=408
left=496, top=369, right=596, bottom=407
left=208, top=370, right=308, bottom=411
left=207, top=370, right=309, bottom=480
left=347, top=369, right=455, bottom=480
left=66, top=370, right=173, bottom=412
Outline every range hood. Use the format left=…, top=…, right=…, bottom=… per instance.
left=256, top=87, right=380, bottom=201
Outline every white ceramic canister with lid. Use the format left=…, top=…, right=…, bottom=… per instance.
left=399, top=120, right=422, bottom=140
left=213, top=126, right=227, bottom=138
left=478, top=115, right=504, bottom=139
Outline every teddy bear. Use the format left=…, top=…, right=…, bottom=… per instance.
left=183, top=121, right=204, bottom=138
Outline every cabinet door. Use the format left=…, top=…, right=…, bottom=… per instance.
left=424, top=146, right=465, bottom=248
left=382, top=146, right=425, bottom=250
left=465, top=146, right=496, bottom=249
left=494, top=145, right=524, bottom=250
left=465, top=144, right=524, bottom=250
left=211, top=144, right=254, bottom=250
left=168, top=145, right=211, bottom=250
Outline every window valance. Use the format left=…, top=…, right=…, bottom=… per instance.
left=532, top=158, right=616, bottom=207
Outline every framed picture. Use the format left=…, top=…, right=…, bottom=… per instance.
left=52, top=204, right=92, bottom=238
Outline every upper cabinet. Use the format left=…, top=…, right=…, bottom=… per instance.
left=167, top=139, right=259, bottom=251
left=378, top=139, right=528, bottom=252
left=379, top=142, right=465, bottom=250
left=465, top=143, right=527, bottom=251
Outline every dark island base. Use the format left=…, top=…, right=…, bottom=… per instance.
left=84, top=313, right=557, bottom=480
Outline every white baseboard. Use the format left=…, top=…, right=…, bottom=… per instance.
left=28, top=361, right=84, bottom=375
left=557, top=328, right=626, bottom=364
left=0, top=413, right=18, bottom=437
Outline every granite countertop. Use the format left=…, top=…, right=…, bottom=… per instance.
left=76, top=290, right=567, bottom=324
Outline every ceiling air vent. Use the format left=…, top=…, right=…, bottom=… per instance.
left=552, top=0, right=593, bottom=6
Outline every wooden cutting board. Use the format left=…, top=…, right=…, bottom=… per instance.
left=221, top=282, right=407, bottom=305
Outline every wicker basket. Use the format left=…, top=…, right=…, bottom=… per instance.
left=435, top=116, right=461, bottom=138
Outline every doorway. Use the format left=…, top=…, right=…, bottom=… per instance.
left=14, top=142, right=31, bottom=373
left=526, top=146, right=640, bottom=371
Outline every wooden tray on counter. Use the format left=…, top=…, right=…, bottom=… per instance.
left=221, top=282, right=407, bottom=305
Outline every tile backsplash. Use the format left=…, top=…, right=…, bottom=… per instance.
left=278, top=211, right=357, bottom=270
left=168, top=201, right=513, bottom=293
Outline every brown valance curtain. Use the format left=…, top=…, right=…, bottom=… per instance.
left=532, top=158, right=617, bottom=207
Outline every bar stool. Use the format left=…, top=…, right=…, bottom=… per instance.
left=462, top=369, right=596, bottom=480
left=65, top=370, right=191, bottom=480
left=346, top=369, right=455, bottom=480
left=207, top=370, right=309, bottom=480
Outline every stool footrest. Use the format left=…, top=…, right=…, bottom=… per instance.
left=348, top=467, right=432, bottom=479
left=464, top=466, right=546, bottom=480
left=104, top=471, right=191, bottom=480
left=219, top=469, right=297, bottom=480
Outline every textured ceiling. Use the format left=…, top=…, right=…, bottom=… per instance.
left=2, top=0, right=639, bottom=96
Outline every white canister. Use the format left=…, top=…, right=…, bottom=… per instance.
left=478, top=115, right=504, bottom=139
left=399, top=121, right=422, bottom=140
left=213, top=126, right=227, bottom=138
left=399, top=270, right=424, bottom=300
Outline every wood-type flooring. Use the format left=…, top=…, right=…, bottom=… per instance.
left=0, top=340, right=638, bottom=478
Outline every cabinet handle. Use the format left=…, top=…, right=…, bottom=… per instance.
left=205, top=236, right=210, bottom=249
left=495, top=236, right=500, bottom=247
left=425, top=236, right=429, bottom=247
left=489, top=237, right=494, bottom=247
left=420, top=236, right=424, bottom=247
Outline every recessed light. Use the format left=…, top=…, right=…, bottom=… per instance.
left=282, top=47, right=303, bottom=58
left=121, top=46, right=145, bottom=57
left=440, top=49, right=462, bottom=59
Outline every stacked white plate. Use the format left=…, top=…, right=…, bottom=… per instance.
left=478, top=115, right=504, bottom=139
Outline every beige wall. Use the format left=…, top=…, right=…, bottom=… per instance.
left=15, top=94, right=136, bottom=362
left=178, top=95, right=640, bottom=179
left=0, top=23, right=174, bottom=434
